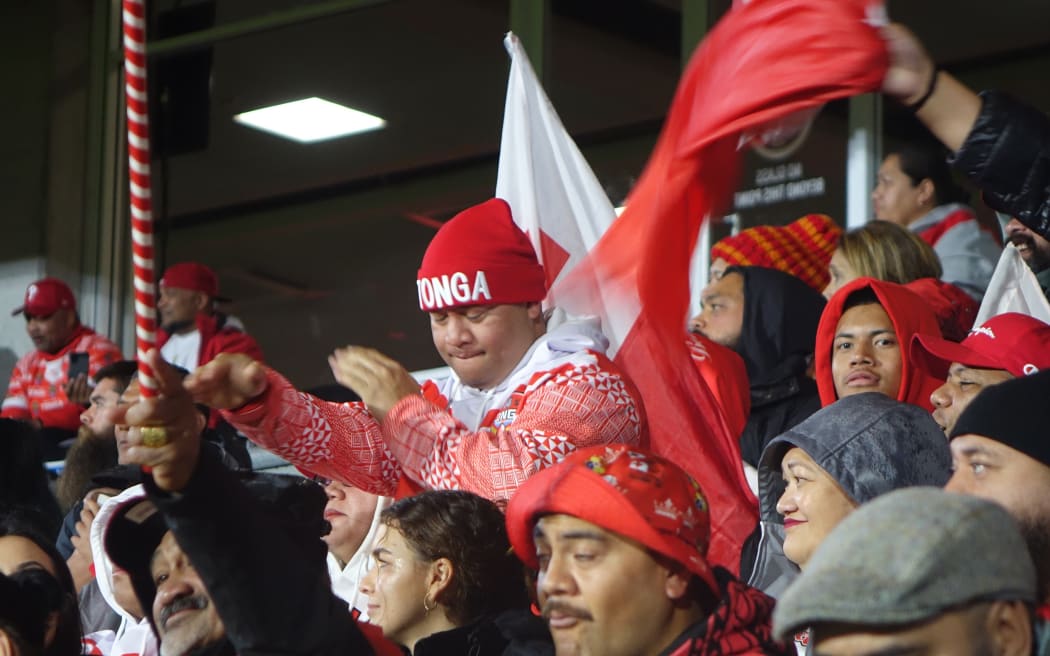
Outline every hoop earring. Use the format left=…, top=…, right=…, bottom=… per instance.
left=423, top=596, right=433, bottom=616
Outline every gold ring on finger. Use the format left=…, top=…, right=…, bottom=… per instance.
left=141, top=426, right=170, bottom=448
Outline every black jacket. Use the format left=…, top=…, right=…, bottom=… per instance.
left=730, top=267, right=825, bottom=466
left=410, top=609, right=553, bottom=656
left=951, top=90, right=1050, bottom=240
left=143, top=450, right=379, bottom=655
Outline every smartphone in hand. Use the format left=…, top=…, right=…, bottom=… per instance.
left=68, top=352, right=90, bottom=380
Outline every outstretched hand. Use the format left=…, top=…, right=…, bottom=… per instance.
left=117, top=350, right=206, bottom=492
left=880, top=23, right=936, bottom=105
left=328, top=346, right=421, bottom=422
left=184, top=352, right=268, bottom=410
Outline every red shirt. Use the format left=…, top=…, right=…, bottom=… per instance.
left=2, top=326, right=123, bottom=431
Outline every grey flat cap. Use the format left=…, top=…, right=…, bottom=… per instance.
left=773, top=487, right=1036, bottom=640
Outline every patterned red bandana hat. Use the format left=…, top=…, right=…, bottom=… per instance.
left=416, top=198, right=547, bottom=311
left=710, top=214, right=841, bottom=292
left=506, top=444, right=717, bottom=594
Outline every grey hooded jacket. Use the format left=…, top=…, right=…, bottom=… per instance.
left=744, top=392, right=951, bottom=598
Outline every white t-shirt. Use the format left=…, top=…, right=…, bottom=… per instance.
left=161, top=329, right=201, bottom=370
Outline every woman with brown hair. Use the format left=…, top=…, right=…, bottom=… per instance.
left=823, top=220, right=941, bottom=299
left=824, top=221, right=976, bottom=341
left=359, top=490, right=552, bottom=655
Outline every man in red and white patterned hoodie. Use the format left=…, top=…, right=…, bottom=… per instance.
left=184, top=198, right=646, bottom=501
left=3, top=278, right=123, bottom=436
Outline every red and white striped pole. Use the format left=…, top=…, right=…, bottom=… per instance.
left=121, top=0, right=159, bottom=399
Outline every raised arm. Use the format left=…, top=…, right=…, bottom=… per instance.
left=121, top=352, right=387, bottom=655
left=881, top=23, right=980, bottom=151
left=185, top=353, right=402, bottom=496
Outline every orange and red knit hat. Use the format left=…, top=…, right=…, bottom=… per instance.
left=710, top=214, right=841, bottom=292
left=417, top=198, right=547, bottom=311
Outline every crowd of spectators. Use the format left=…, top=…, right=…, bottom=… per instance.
left=2, top=17, right=1050, bottom=656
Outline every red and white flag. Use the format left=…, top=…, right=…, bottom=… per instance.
left=495, top=0, right=887, bottom=571
left=495, top=33, right=617, bottom=310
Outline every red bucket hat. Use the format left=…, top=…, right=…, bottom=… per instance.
left=416, top=198, right=547, bottom=311
left=506, top=444, right=717, bottom=594
left=11, top=278, right=76, bottom=317
left=912, top=312, right=1050, bottom=380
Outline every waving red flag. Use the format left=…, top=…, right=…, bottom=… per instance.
left=556, top=0, right=889, bottom=572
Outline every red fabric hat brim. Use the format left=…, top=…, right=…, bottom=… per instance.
left=910, top=333, right=999, bottom=380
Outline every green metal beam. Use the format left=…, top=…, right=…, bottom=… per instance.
left=681, top=0, right=710, bottom=69
left=145, top=0, right=390, bottom=59
left=509, top=0, right=549, bottom=81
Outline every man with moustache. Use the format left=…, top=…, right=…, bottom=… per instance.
left=104, top=354, right=397, bottom=656
left=506, top=444, right=791, bottom=655
left=946, top=370, right=1050, bottom=608
left=56, top=361, right=139, bottom=510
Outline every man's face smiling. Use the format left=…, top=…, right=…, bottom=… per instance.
left=533, top=514, right=693, bottom=656
left=151, top=532, right=225, bottom=656
left=1006, top=218, right=1050, bottom=273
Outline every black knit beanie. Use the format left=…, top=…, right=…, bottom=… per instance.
left=950, top=369, right=1050, bottom=467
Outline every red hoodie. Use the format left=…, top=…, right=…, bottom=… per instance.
left=815, top=278, right=943, bottom=410
left=903, top=278, right=978, bottom=343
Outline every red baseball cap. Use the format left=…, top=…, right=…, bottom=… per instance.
left=506, top=445, right=718, bottom=594
left=911, top=312, right=1050, bottom=379
left=160, top=262, right=228, bottom=301
left=11, top=278, right=76, bottom=317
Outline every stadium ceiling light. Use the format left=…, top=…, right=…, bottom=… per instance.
left=233, top=97, right=386, bottom=143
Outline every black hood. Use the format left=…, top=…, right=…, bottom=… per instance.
left=729, top=266, right=825, bottom=388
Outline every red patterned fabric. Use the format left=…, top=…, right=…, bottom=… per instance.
left=507, top=444, right=719, bottom=592
left=223, top=349, right=645, bottom=501
left=666, top=570, right=791, bottom=655
left=2, top=326, right=123, bottom=430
